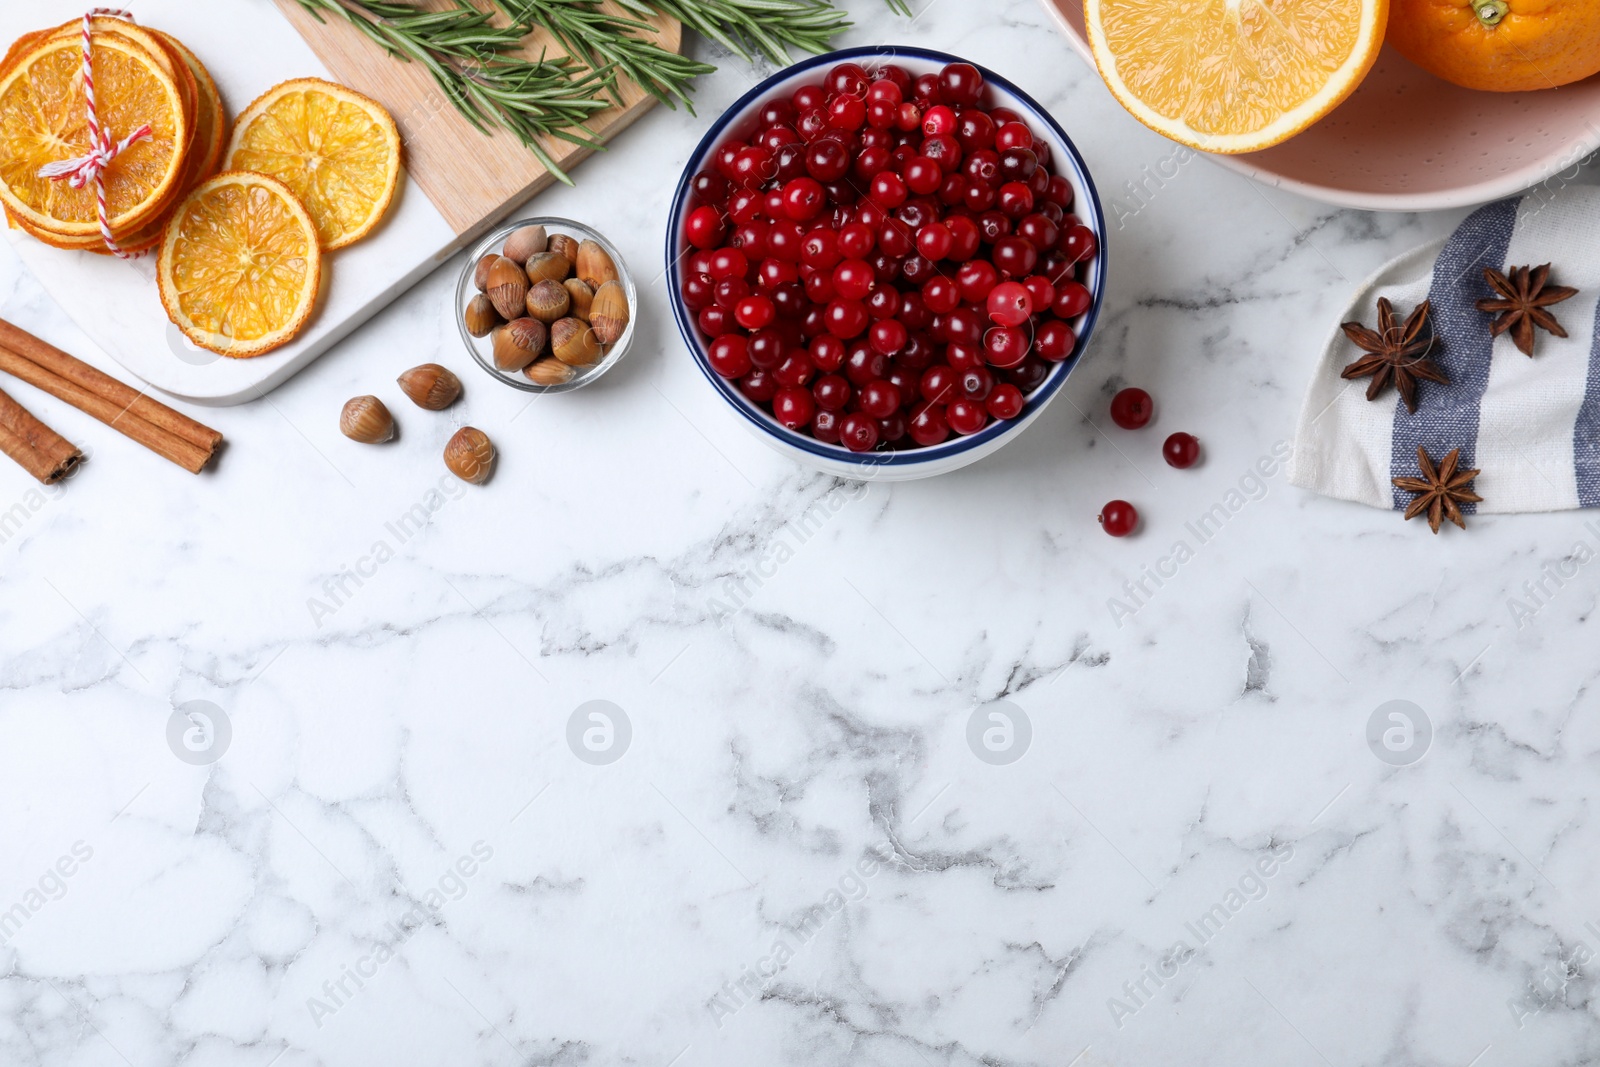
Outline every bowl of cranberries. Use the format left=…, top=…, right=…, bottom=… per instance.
left=668, top=46, right=1105, bottom=480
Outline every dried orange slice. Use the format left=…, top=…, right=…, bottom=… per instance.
left=0, top=30, right=189, bottom=238
left=1085, top=0, right=1388, bottom=154
left=226, top=78, right=400, bottom=251
left=158, top=172, right=322, bottom=358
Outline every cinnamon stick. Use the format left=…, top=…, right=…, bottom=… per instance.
left=0, top=318, right=222, bottom=454
left=0, top=386, right=81, bottom=484
left=0, top=346, right=212, bottom=473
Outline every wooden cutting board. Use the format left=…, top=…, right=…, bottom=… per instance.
left=273, top=0, right=682, bottom=237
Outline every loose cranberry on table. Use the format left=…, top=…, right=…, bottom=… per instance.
left=1109, top=387, right=1153, bottom=430
left=683, top=59, right=1098, bottom=451
left=1164, top=432, right=1201, bottom=469
left=1099, top=500, right=1139, bottom=537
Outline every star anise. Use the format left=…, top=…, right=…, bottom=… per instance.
left=1475, top=264, right=1578, bottom=357
left=1340, top=298, right=1448, bottom=414
left=1392, top=446, right=1482, bottom=534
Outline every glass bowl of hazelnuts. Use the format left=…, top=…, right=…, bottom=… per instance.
left=457, top=216, right=637, bottom=393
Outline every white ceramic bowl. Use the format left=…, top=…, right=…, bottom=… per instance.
left=666, top=46, right=1108, bottom=481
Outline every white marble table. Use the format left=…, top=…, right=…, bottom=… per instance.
left=3, top=2, right=1597, bottom=1065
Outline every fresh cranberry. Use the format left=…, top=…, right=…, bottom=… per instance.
left=987, top=383, right=1024, bottom=420
left=707, top=335, right=751, bottom=379
left=732, top=146, right=775, bottom=188
left=840, top=412, right=880, bottom=452
left=781, top=177, right=825, bottom=221
left=759, top=258, right=799, bottom=289
left=898, top=332, right=936, bottom=370
left=1022, top=275, right=1055, bottom=312
left=829, top=93, right=867, bottom=130
left=792, top=84, right=825, bottom=112
left=912, top=72, right=940, bottom=104
left=944, top=307, right=986, bottom=347
left=976, top=210, right=1011, bottom=244
left=829, top=62, right=870, bottom=98
left=921, top=133, right=962, bottom=168
left=869, top=318, right=908, bottom=356
left=811, top=408, right=843, bottom=444
left=714, top=141, right=745, bottom=181
left=917, top=222, right=953, bottom=261
left=1164, top=432, right=1201, bottom=469
left=946, top=342, right=984, bottom=372
left=686, top=205, right=726, bottom=249
left=904, top=157, right=943, bottom=196
left=1062, top=225, right=1098, bottom=264
left=955, top=110, right=996, bottom=153
left=986, top=281, right=1032, bottom=327
left=770, top=282, right=806, bottom=319
left=806, top=138, right=850, bottom=182
left=896, top=102, right=923, bottom=131
left=945, top=215, right=981, bottom=261
left=691, top=171, right=729, bottom=207
left=713, top=277, right=749, bottom=308
left=844, top=343, right=888, bottom=386
left=735, top=296, right=776, bottom=330
left=992, top=236, right=1038, bottom=278
left=1003, top=357, right=1050, bottom=392
left=957, top=260, right=1001, bottom=303
left=909, top=403, right=949, bottom=446
left=878, top=412, right=908, bottom=443
left=804, top=269, right=836, bottom=303
left=1035, top=321, right=1075, bottom=362
left=964, top=150, right=1000, bottom=187
left=773, top=386, right=815, bottom=430
left=832, top=259, right=875, bottom=301
left=900, top=254, right=937, bottom=286
left=810, top=334, right=845, bottom=372
left=998, top=182, right=1035, bottom=218
left=730, top=221, right=769, bottom=259
left=962, top=182, right=997, bottom=214
left=747, top=328, right=784, bottom=369
left=998, top=148, right=1038, bottom=184
left=1046, top=175, right=1074, bottom=209
left=698, top=306, right=731, bottom=337
left=740, top=368, right=778, bottom=403
left=813, top=374, right=851, bottom=411
left=1099, top=500, right=1138, bottom=537
left=825, top=299, right=870, bottom=339
left=878, top=221, right=914, bottom=258
left=866, top=287, right=899, bottom=320
left=921, top=365, right=957, bottom=403
left=1053, top=280, right=1093, bottom=319
left=854, top=144, right=892, bottom=182
left=775, top=350, right=816, bottom=387
left=868, top=78, right=903, bottom=106
left=1110, top=388, right=1153, bottom=429
left=995, top=121, right=1034, bottom=152
left=858, top=379, right=901, bottom=418
left=760, top=125, right=799, bottom=152
left=938, top=62, right=984, bottom=107
left=801, top=229, right=842, bottom=270
left=922, top=104, right=957, bottom=136
left=983, top=326, right=1030, bottom=369
left=774, top=143, right=808, bottom=183
left=838, top=221, right=876, bottom=259
left=959, top=366, right=994, bottom=400
left=1017, top=213, right=1060, bottom=252
left=681, top=272, right=715, bottom=311
left=869, top=252, right=902, bottom=284
left=948, top=398, right=988, bottom=435
left=923, top=276, right=961, bottom=314
left=869, top=171, right=908, bottom=209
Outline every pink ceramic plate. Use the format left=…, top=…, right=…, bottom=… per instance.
left=1039, top=0, right=1600, bottom=211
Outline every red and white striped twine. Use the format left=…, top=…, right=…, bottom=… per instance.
left=35, top=8, right=153, bottom=259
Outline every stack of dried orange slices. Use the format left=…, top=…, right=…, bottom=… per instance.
left=0, top=16, right=226, bottom=256
left=159, top=78, right=401, bottom=358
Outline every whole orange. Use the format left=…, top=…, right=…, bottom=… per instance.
left=1388, top=0, right=1600, bottom=91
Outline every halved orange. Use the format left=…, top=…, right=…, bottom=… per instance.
left=0, top=31, right=189, bottom=238
left=225, top=78, right=400, bottom=251
left=158, top=172, right=322, bottom=357
left=1085, top=0, right=1389, bottom=154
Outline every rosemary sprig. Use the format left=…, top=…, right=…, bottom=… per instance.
left=292, top=0, right=613, bottom=183
left=611, top=0, right=852, bottom=65
left=492, top=0, right=715, bottom=111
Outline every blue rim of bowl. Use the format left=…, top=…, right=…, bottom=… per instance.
left=666, top=44, right=1107, bottom=468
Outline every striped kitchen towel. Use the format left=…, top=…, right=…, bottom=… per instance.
left=1291, top=186, right=1600, bottom=514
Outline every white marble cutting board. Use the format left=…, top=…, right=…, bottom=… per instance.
left=0, top=0, right=459, bottom=406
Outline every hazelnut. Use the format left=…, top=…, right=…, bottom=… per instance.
left=502, top=223, right=548, bottom=264
left=485, top=255, right=530, bottom=320
left=589, top=280, right=630, bottom=345
left=463, top=293, right=500, bottom=337
left=525, top=358, right=576, bottom=386
left=492, top=318, right=546, bottom=372
left=444, top=427, right=495, bottom=485
left=576, top=239, right=618, bottom=290
left=398, top=363, right=463, bottom=410
left=472, top=252, right=499, bottom=291
left=564, top=278, right=594, bottom=321
left=524, top=279, right=571, bottom=323
left=339, top=395, right=395, bottom=443
left=548, top=233, right=580, bottom=264
left=550, top=316, right=601, bottom=366
left=524, top=251, right=571, bottom=285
